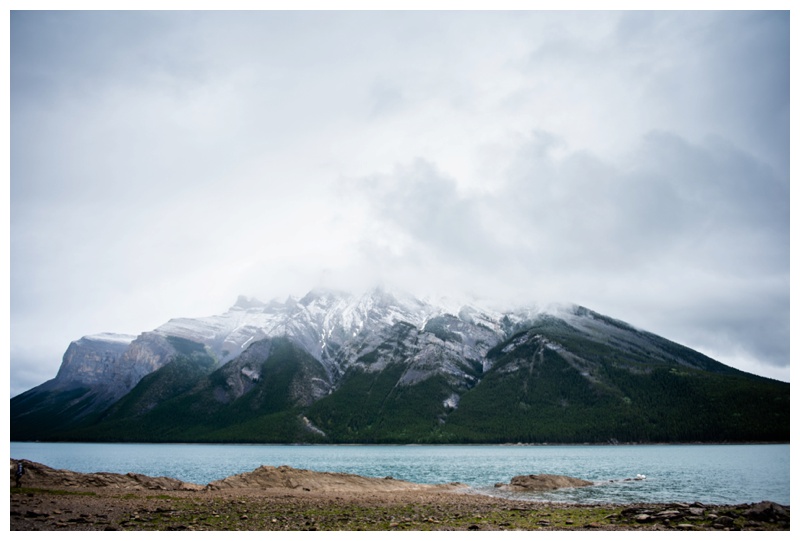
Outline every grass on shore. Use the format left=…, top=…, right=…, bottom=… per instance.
left=114, top=496, right=628, bottom=531
left=12, top=487, right=788, bottom=531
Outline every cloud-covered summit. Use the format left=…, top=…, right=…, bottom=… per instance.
left=9, top=10, right=789, bottom=396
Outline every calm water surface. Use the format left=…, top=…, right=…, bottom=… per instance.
left=10, top=442, right=789, bottom=505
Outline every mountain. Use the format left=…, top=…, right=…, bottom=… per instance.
left=10, top=288, right=789, bottom=444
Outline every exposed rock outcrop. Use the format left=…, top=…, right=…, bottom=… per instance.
left=615, top=501, right=790, bottom=530
left=10, top=459, right=202, bottom=492
left=55, top=333, right=136, bottom=386
left=497, top=473, right=594, bottom=492
left=205, top=464, right=463, bottom=493
left=54, top=331, right=178, bottom=404
left=10, top=459, right=462, bottom=494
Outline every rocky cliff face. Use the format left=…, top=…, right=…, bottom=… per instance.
left=113, top=333, right=181, bottom=395
left=53, top=331, right=180, bottom=404
left=203, top=338, right=329, bottom=407
left=55, top=333, right=136, bottom=386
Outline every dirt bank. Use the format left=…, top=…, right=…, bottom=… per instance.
left=9, top=459, right=789, bottom=531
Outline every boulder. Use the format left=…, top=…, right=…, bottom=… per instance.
left=500, top=473, right=593, bottom=492
left=743, top=501, right=789, bottom=522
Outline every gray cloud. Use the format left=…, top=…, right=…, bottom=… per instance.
left=9, top=10, right=790, bottom=396
left=350, top=129, right=789, bottom=376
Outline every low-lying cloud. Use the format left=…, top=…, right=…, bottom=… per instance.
left=9, top=10, right=789, bottom=396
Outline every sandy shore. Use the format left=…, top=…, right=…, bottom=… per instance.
left=10, top=459, right=789, bottom=531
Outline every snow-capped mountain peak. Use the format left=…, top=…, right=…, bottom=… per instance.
left=150, top=288, right=519, bottom=374
left=49, top=288, right=568, bottom=407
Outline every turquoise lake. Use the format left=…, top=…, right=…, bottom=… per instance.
left=10, top=442, right=789, bottom=505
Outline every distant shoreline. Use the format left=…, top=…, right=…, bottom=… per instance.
left=11, top=439, right=790, bottom=446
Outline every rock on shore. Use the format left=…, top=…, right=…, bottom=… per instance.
left=497, top=473, right=594, bottom=491
left=10, top=459, right=462, bottom=494
left=206, top=464, right=463, bottom=492
left=10, top=459, right=202, bottom=492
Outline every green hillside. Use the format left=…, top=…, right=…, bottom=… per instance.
left=12, top=316, right=790, bottom=444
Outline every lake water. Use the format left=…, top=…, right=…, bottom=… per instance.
left=10, top=442, right=789, bottom=505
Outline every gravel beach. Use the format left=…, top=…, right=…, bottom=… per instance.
left=10, top=459, right=789, bottom=531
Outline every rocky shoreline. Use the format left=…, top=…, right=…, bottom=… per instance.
left=10, top=459, right=790, bottom=531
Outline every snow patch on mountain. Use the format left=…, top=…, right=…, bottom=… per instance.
left=443, top=393, right=460, bottom=410
left=83, top=332, right=137, bottom=345
left=241, top=367, right=259, bottom=381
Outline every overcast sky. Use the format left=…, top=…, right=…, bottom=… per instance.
left=8, top=8, right=791, bottom=396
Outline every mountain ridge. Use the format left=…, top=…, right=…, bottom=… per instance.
left=11, top=288, right=789, bottom=444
